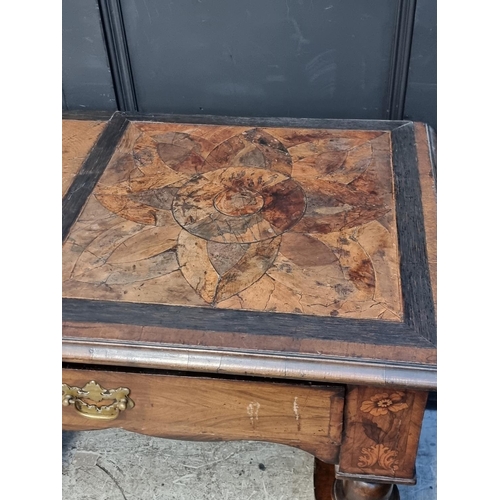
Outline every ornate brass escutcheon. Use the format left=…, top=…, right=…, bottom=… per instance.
left=62, top=380, right=135, bottom=420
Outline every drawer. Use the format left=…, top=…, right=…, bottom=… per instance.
left=62, top=368, right=345, bottom=462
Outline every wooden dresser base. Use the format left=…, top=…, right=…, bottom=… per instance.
left=63, top=367, right=426, bottom=500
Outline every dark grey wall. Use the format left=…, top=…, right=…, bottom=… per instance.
left=404, top=0, right=437, bottom=130
left=122, top=0, right=396, bottom=119
left=62, top=0, right=116, bottom=111
left=62, top=0, right=436, bottom=127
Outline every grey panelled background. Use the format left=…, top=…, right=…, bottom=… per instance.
left=62, top=0, right=436, bottom=129
left=403, top=0, right=437, bottom=130
left=62, top=0, right=116, bottom=111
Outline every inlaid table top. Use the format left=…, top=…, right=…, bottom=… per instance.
left=62, top=113, right=437, bottom=390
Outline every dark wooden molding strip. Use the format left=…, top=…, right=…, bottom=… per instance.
left=62, top=110, right=115, bottom=121
left=123, top=112, right=407, bottom=131
left=62, top=112, right=129, bottom=241
left=387, top=0, right=417, bottom=119
left=426, top=124, right=437, bottom=189
left=97, top=0, right=138, bottom=111
left=62, top=298, right=431, bottom=348
left=391, top=123, right=436, bottom=344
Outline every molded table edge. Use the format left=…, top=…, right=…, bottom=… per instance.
left=62, top=338, right=437, bottom=390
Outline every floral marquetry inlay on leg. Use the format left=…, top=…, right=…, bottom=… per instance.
left=338, top=386, right=427, bottom=480
left=360, top=391, right=409, bottom=417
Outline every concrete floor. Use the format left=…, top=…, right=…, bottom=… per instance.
left=62, top=409, right=436, bottom=500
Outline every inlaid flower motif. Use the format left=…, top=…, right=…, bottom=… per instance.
left=62, top=122, right=402, bottom=319
left=360, top=391, right=409, bottom=417
left=358, top=444, right=399, bottom=472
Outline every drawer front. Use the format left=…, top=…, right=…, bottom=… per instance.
left=62, top=368, right=345, bottom=462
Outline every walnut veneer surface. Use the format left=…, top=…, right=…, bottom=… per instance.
left=62, top=120, right=106, bottom=197
left=63, top=121, right=402, bottom=321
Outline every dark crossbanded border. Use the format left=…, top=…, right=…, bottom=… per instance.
left=62, top=112, right=128, bottom=240
left=62, top=112, right=436, bottom=361
left=62, top=298, right=429, bottom=348
left=392, top=123, right=436, bottom=344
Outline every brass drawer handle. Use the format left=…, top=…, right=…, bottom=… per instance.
left=62, top=380, right=135, bottom=420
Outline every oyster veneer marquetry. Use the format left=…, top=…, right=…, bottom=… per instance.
left=62, top=120, right=106, bottom=197
left=62, top=121, right=402, bottom=321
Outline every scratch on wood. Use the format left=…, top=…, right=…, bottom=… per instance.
left=293, top=397, right=301, bottom=431
left=247, top=401, right=261, bottom=428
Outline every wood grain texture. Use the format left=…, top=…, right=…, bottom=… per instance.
left=414, top=123, right=436, bottom=308
left=62, top=368, right=345, bottom=463
left=63, top=121, right=402, bottom=321
left=338, top=386, right=427, bottom=482
left=62, top=120, right=106, bottom=196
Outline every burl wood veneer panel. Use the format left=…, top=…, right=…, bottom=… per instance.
left=62, top=122, right=402, bottom=321
left=62, top=369, right=345, bottom=463
left=62, top=120, right=106, bottom=197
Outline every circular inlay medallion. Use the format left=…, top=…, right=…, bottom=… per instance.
left=214, top=189, right=264, bottom=216
left=172, top=166, right=306, bottom=243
